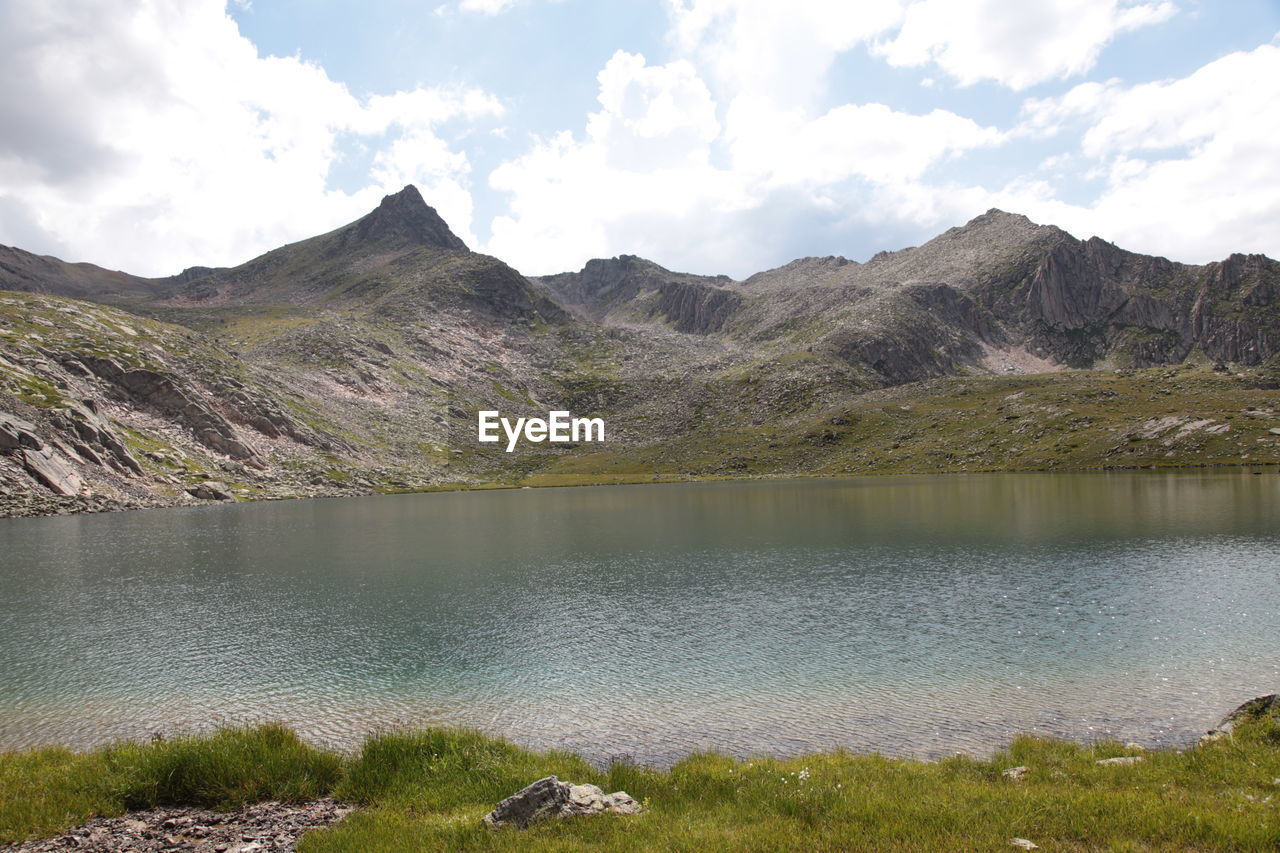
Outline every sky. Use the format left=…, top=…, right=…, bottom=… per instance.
left=0, top=0, right=1278, bottom=279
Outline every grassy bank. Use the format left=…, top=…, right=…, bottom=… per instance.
left=0, top=724, right=339, bottom=841
left=519, top=366, right=1280, bottom=486
left=2, top=718, right=1277, bottom=851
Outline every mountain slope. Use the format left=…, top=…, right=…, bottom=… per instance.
left=2, top=193, right=1278, bottom=517
left=0, top=244, right=164, bottom=301
left=167, top=185, right=475, bottom=306
left=533, top=209, right=1280, bottom=382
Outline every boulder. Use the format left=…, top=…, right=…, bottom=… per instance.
left=565, top=784, right=642, bottom=817
left=483, top=776, right=642, bottom=829
left=1201, top=694, right=1279, bottom=743
left=0, top=412, right=42, bottom=450
left=186, top=481, right=234, bottom=501
left=1095, top=756, right=1143, bottom=766
left=21, top=447, right=83, bottom=495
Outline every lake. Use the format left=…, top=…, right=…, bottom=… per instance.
left=1, top=472, right=1277, bottom=765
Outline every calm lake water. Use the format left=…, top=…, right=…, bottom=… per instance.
left=1, top=472, right=1278, bottom=764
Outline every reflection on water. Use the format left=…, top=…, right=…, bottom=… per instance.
left=0, top=470, right=1277, bottom=764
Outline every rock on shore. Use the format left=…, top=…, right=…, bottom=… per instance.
left=483, top=776, right=642, bottom=828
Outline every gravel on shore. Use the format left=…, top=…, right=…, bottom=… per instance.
left=1, top=798, right=351, bottom=853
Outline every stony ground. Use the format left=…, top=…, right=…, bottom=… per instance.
left=0, top=799, right=350, bottom=853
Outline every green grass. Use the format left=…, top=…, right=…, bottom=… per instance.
left=105, top=725, right=341, bottom=810
left=0, top=724, right=340, bottom=842
left=0, top=745, right=120, bottom=842
left=526, top=365, right=1280, bottom=483
left=2, top=719, right=1277, bottom=850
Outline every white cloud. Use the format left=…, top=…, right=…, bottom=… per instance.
left=458, top=0, right=560, bottom=14
left=586, top=52, right=721, bottom=171
left=664, top=0, right=1177, bottom=99
left=0, top=0, right=502, bottom=275
left=484, top=50, right=1001, bottom=276
left=458, top=0, right=518, bottom=13
left=484, top=0, right=1276, bottom=276
left=486, top=51, right=746, bottom=274
left=727, top=99, right=1000, bottom=187
left=1002, top=42, right=1280, bottom=261
left=665, top=0, right=904, bottom=105
left=8, top=0, right=1266, bottom=288
left=877, top=0, right=1177, bottom=90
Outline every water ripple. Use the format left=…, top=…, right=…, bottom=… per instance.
left=1, top=472, right=1278, bottom=765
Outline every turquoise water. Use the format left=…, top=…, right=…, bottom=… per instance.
left=1, top=471, right=1277, bottom=764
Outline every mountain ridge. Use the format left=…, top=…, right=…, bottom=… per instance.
left=1, top=190, right=1277, bottom=517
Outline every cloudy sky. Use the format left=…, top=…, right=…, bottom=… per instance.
left=1, top=0, right=1277, bottom=279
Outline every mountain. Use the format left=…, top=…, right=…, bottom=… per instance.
left=534, top=255, right=736, bottom=326
left=536, top=210, right=1280, bottom=383
left=0, top=244, right=162, bottom=301
left=1, top=190, right=1278, bottom=517
left=164, top=185, right=479, bottom=306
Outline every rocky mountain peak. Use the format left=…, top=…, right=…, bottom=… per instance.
left=352, top=185, right=468, bottom=252
left=977, top=207, right=1024, bottom=221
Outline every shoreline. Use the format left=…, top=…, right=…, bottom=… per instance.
left=2, top=701, right=1277, bottom=851
left=3, top=458, right=1277, bottom=522
left=0, top=707, right=1222, bottom=770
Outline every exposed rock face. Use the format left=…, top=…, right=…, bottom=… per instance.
left=482, top=776, right=642, bottom=829
left=78, top=356, right=258, bottom=463
left=530, top=208, right=1280, bottom=383
left=20, top=446, right=82, bottom=496
left=536, top=256, right=657, bottom=317
left=2, top=411, right=84, bottom=495
left=654, top=280, right=742, bottom=334
left=534, top=255, right=735, bottom=323
left=960, top=223, right=1279, bottom=370
left=820, top=284, right=996, bottom=384
left=1191, top=254, right=1279, bottom=365
left=48, top=400, right=144, bottom=476
left=594, top=210, right=1278, bottom=379
left=1023, top=238, right=1177, bottom=331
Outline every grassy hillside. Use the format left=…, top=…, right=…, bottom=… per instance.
left=3, top=285, right=1277, bottom=517
left=517, top=364, right=1280, bottom=486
